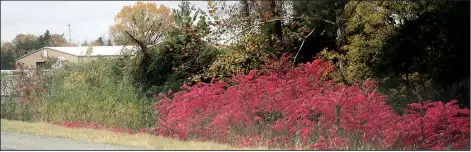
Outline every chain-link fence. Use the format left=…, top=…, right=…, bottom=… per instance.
left=1, top=69, right=52, bottom=99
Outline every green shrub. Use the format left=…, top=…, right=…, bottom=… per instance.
left=205, top=34, right=271, bottom=81
left=35, top=57, right=156, bottom=129
left=1, top=97, right=46, bottom=121
left=1, top=98, right=22, bottom=120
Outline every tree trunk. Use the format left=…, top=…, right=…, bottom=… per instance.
left=271, top=0, right=283, bottom=41
left=241, top=0, right=251, bottom=25
left=125, top=31, right=150, bottom=89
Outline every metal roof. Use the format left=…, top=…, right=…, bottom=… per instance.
left=15, top=45, right=140, bottom=61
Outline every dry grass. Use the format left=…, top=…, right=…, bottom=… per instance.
left=0, top=119, right=271, bottom=150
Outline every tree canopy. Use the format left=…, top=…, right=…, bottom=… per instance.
left=110, top=2, right=174, bottom=46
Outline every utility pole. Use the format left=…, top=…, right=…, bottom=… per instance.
left=67, top=24, right=71, bottom=46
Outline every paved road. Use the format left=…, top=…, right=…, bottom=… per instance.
left=0, top=131, right=148, bottom=150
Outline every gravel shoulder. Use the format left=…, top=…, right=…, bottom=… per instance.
left=1, top=119, right=268, bottom=150
left=0, top=131, right=147, bottom=150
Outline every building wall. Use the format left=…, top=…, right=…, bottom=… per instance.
left=16, top=48, right=79, bottom=68
left=78, top=56, right=121, bottom=62
left=16, top=48, right=124, bottom=69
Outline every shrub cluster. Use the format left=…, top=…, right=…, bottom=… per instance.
left=155, top=54, right=470, bottom=150
left=1, top=58, right=156, bottom=130
left=1, top=63, right=49, bottom=121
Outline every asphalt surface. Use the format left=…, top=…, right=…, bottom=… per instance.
left=0, top=131, right=148, bottom=150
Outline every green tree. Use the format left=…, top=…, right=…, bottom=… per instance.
left=1, top=42, right=16, bottom=69
left=107, top=39, right=113, bottom=46
left=340, top=1, right=400, bottom=83
left=91, top=37, right=105, bottom=46
left=51, top=33, right=70, bottom=46
left=204, top=0, right=297, bottom=80
left=291, top=1, right=346, bottom=64
left=81, top=40, right=89, bottom=46
left=310, top=1, right=421, bottom=83
left=38, top=30, right=53, bottom=47
left=12, top=34, right=40, bottom=57
left=294, top=0, right=470, bottom=111
left=86, top=45, right=93, bottom=56
left=159, top=1, right=218, bottom=83
left=376, top=1, right=470, bottom=108
left=135, top=0, right=220, bottom=96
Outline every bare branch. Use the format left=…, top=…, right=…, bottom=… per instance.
left=223, top=17, right=336, bottom=44
left=143, top=20, right=157, bottom=41
left=292, top=27, right=316, bottom=66
left=125, top=30, right=148, bottom=54
left=150, top=21, right=164, bottom=44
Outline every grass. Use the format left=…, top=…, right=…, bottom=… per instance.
left=0, top=119, right=270, bottom=150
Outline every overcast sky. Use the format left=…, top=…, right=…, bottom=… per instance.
left=1, top=1, right=209, bottom=44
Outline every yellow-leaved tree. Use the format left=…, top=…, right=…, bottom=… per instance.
left=109, top=2, right=174, bottom=88
left=110, top=2, right=174, bottom=46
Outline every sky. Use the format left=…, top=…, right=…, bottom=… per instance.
left=1, top=1, right=210, bottom=44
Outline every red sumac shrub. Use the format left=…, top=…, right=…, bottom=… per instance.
left=154, top=53, right=470, bottom=150
left=400, top=101, right=470, bottom=150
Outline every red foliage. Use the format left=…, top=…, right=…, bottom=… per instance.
left=400, top=100, right=470, bottom=150
left=154, top=53, right=470, bottom=150
left=14, top=63, right=49, bottom=103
